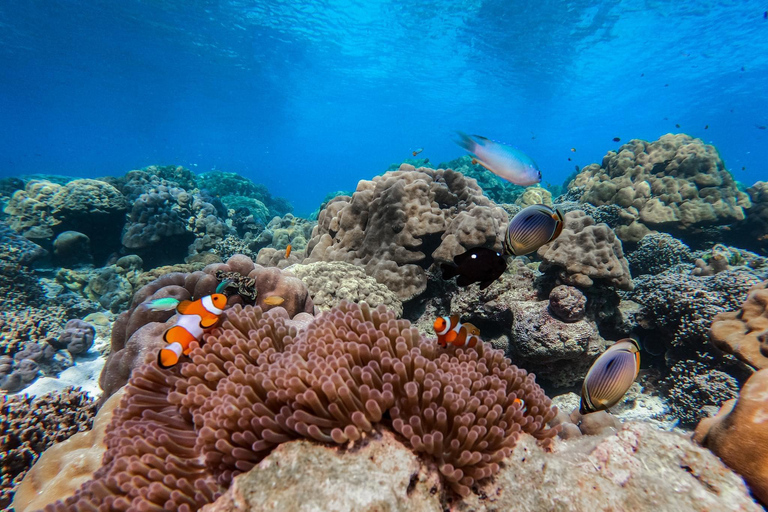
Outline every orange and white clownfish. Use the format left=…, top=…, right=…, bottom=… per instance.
left=432, top=315, right=482, bottom=348
left=146, top=293, right=228, bottom=369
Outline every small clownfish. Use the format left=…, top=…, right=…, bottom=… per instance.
left=285, top=244, right=292, bottom=258
left=433, top=315, right=482, bottom=348
left=149, top=293, right=228, bottom=369
left=513, top=397, right=526, bottom=414
left=412, top=148, right=424, bottom=156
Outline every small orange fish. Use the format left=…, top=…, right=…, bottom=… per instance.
left=155, top=294, right=228, bottom=369
left=513, top=397, right=526, bottom=413
left=433, top=315, right=482, bottom=348
left=263, top=296, right=285, bottom=306
left=412, top=148, right=424, bottom=156
left=285, top=244, right=292, bottom=258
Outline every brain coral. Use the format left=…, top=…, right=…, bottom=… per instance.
left=568, top=134, right=751, bottom=243
left=537, top=210, right=633, bottom=290
left=49, top=301, right=557, bottom=511
left=303, top=164, right=508, bottom=299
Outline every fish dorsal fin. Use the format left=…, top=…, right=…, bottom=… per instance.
left=176, top=300, right=194, bottom=315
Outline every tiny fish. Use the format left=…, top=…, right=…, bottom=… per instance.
left=263, top=296, right=285, bottom=306
left=145, top=297, right=181, bottom=312
left=568, top=157, right=572, bottom=161
left=580, top=338, right=640, bottom=414
left=504, top=204, right=564, bottom=256
left=757, top=125, right=767, bottom=130
left=441, top=247, right=507, bottom=289
left=455, top=132, right=541, bottom=186
left=570, top=148, right=576, bottom=152
left=575, top=165, right=580, bottom=172
left=705, top=125, right=709, bottom=129
left=742, top=167, right=746, bottom=171
left=285, top=244, right=292, bottom=258
left=412, top=148, right=424, bottom=156
left=157, top=294, right=228, bottom=369
left=433, top=315, right=482, bottom=348
left=764, top=10, right=767, bottom=19
left=612, top=137, right=621, bottom=142
left=676, top=124, right=681, bottom=128
left=513, top=397, right=526, bottom=413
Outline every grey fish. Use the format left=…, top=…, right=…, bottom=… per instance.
left=503, top=204, right=564, bottom=256
left=580, top=338, right=641, bottom=414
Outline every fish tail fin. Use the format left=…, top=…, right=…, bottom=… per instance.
left=440, top=263, right=459, bottom=279
left=454, top=131, right=478, bottom=153
left=158, top=342, right=184, bottom=369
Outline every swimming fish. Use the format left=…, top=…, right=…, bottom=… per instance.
left=676, top=123, right=681, bottom=128
left=504, top=204, right=565, bottom=256
left=455, top=132, right=541, bottom=186
left=145, top=297, right=183, bottom=312
left=433, top=315, right=482, bottom=348
left=580, top=338, right=641, bottom=414
left=570, top=148, right=576, bottom=152
left=704, top=125, right=709, bottom=129
left=440, top=247, right=507, bottom=290
left=412, top=148, right=424, bottom=156
left=156, top=293, right=228, bottom=369
left=263, top=296, right=285, bottom=306
left=285, top=244, right=292, bottom=258
left=612, top=137, right=621, bottom=142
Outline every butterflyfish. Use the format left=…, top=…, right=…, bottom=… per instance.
left=504, top=204, right=565, bottom=256
left=156, top=293, right=228, bottom=369
left=455, top=132, right=541, bottom=186
left=580, top=338, right=640, bottom=414
left=412, top=148, right=424, bottom=156
left=440, top=247, right=506, bottom=290
left=433, top=315, right=482, bottom=348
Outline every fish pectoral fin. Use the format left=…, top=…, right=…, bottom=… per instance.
left=456, top=275, right=474, bottom=287
left=176, top=300, right=194, bottom=315
left=199, top=315, right=219, bottom=329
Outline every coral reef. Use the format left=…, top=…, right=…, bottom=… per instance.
left=515, top=186, right=553, bottom=207
left=437, top=155, right=525, bottom=204
left=197, top=170, right=292, bottom=218
left=286, top=261, right=403, bottom=316
left=303, top=164, right=508, bottom=300
left=48, top=301, right=557, bottom=510
left=709, top=280, right=768, bottom=369
left=548, top=285, right=587, bottom=322
left=662, top=359, right=739, bottom=427
left=626, top=232, right=693, bottom=276
left=50, top=319, right=95, bottom=357
left=694, top=368, right=768, bottom=505
left=538, top=210, right=633, bottom=290
left=0, top=387, right=96, bottom=508
left=568, top=134, right=751, bottom=244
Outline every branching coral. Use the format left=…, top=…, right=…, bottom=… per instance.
left=49, top=301, right=557, bottom=511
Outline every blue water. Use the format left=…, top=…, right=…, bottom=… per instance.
left=1, top=1, right=766, bottom=216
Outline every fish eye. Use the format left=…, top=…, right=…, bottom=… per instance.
left=471, top=254, right=477, bottom=259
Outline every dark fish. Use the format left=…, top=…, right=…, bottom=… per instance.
left=580, top=338, right=640, bottom=414
left=742, top=167, right=746, bottom=171
left=757, top=125, right=767, bottom=130
left=612, top=137, right=621, bottom=142
left=441, top=247, right=507, bottom=289
left=764, top=10, right=767, bottom=19
left=705, top=125, right=709, bottom=129
left=568, top=157, right=572, bottom=161
left=575, top=165, right=580, bottom=172
left=676, top=123, right=681, bottom=128
left=504, top=204, right=564, bottom=256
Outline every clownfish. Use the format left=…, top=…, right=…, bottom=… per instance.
left=147, top=293, right=228, bottom=369
left=433, top=315, right=482, bottom=348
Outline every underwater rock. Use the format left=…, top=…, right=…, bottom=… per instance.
left=709, top=280, right=768, bottom=369
left=694, top=368, right=768, bottom=505
left=304, top=164, right=507, bottom=300
left=548, top=284, right=587, bottom=322
left=52, top=231, right=91, bottom=266
left=568, top=134, right=751, bottom=245
left=51, top=319, right=95, bottom=357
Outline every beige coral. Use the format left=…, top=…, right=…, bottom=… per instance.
left=537, top=210, right=633, bottom=290
left=13, top=388, right=125, bottom=512
left=709, top=281, right=768, bottom=369
left=569, top=134, right=751, bottom=242
left=286, top=261, right=403, bottom=316
left=515, top=186, right=553, bottom=207
left=302, top=164, right=508, bottom=300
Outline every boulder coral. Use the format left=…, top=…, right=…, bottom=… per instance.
left=303, top=164, right=508, bottom=300
left=694, top=368, right=768, bottom=505
left=44, top=301, right=557, bottom=511
left=537, top=210, right=633, bottom=290
left=568, top=134, right=751, bottom=243
left=710, top=280, right=768, bottom=369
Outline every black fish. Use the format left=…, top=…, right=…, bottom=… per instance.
left=441, top=247, right=507, bottom=290
left=764, top=10, right=767, bottom=19
left=705, top=125, right=709, bottom=129
left=757, top=125, right=767, bottom=130
left=676, top=123, right=681, bottom=128
left=612, top=137, right=621, bottom=142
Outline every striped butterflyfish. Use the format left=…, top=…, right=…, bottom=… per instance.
left=146, top=293, right=228, bottom=369
left=503, top=204, right=565, bottom=256
left=580, top=338, right=641, bottom=414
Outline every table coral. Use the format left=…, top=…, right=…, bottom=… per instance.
left=537, top=210, right=633, bottom=290
left=694, top=368, right=768, bottom=505
left=0, top=387, right=96, bottom=509
left=47, top=301, right=557, bottom=511
left=568, top=134, right=751, bottom=244
left=303, top=164, right=508, bottom=300
left=709, top=280, right=768, bottom=369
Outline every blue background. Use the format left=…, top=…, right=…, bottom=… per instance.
left=1, top=0, right=766, bottom=216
